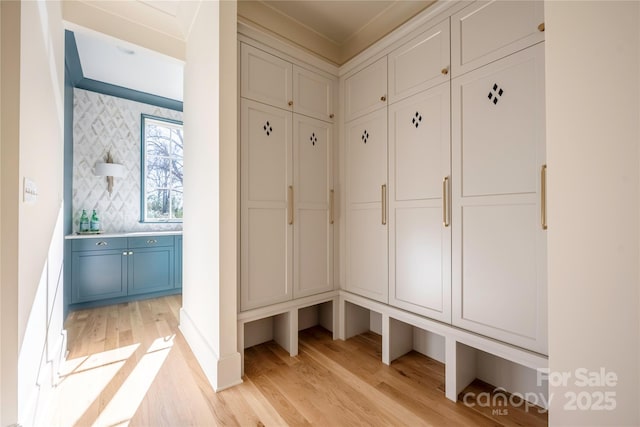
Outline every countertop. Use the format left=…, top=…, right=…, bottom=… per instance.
left=65, top=230, right=182, bottom=240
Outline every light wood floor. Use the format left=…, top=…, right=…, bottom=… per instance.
left=48, top=295, right=547, bottom=426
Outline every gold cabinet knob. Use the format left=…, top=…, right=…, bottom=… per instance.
left=288, top=100, right=293, bottom=106
left=538, top=22, right=545, bottom=32
left=441, top=67, right=449, bottom=75
left=329, top=113, right=335, bottom=119
left=380, top=95, right=387, bottom=102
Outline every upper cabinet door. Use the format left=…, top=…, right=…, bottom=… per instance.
left=344, top=57, right=388, bottom=122
left=293, top=65, right=336, bottom=123
left=241, top=43, right=293, bottom=110
left=451, top=0, right=544, bottom=77
left=388, top=19, right=450, bottom=104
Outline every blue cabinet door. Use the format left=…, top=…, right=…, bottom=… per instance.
left=175, top=236, right=182, bottom=289
left=71, top=249, right=127, bottom=303
left=127, top=246, right=174, bottom=295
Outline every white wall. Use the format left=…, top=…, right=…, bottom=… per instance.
left=71, top=88, right=182, bottom=233
left=545, top=1, right=640, bottom=425
left=180, top=0, right=241, bottom=391
left=1, top=0, right=66, bottom=424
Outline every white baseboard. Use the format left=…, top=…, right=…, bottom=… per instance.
left=179, top=308, right=242, bottom=392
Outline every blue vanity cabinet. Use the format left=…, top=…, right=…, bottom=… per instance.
left=175, top=235, right=182, bottom=289
left=70, top=234, right=181, bottom=308
left=127, top=236, right=175, bottom=295
left=71, top=238, right=128, bottom=303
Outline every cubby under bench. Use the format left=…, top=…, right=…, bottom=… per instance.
left=238, top=290, right=549, bottom=407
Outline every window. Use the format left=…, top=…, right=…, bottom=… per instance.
left=141, top=115, right=183, bottom=222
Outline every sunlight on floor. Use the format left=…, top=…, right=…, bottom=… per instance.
left=49, top=335, right=176, bottom=426
left=92, top=335, right=175, bottom=427
left=51, top=343, right=140, bottom=426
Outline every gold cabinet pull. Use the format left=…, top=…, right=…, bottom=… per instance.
left=541, top=165, right=547, bottom=230
left=442, top=176, right=450, bottom=227
left=329, top=113, right=335, bottom=119
left=288, top=100, right=293, bottom=107
left=329, top=189, right=335, bottom=225
left=538, top=22, right=545, bottom=32
left=381, top=184, right=387, bottom=225
left=288, top=185, right=294, bottom=225
left=441, top=67, right=449, bottom=75
left=380, top=95, right=387, bottom=102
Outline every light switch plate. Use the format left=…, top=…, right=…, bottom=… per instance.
left=23, top=177, right=38, bottom=203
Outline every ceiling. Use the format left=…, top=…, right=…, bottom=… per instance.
left=68, top=0, right=436, bottom=100
left=238, top=0, right=436, bottom=65
left=73, top=30, right=184, bottom=101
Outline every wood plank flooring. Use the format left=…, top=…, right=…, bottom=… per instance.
left=47, top=295, right=547, bottom=426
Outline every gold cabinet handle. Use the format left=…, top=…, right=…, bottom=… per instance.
left=541, top=165, right=547, bottom=230
left=442, top=176, right=450, bottom=227
left=441, top=67, right=449, bottom=75
left=329, top=113, right=335, bottom=119
left=329, top=189, right=335, bottom=225
left=380, top=95, right=387, bottom=102
left=288, top=185, right=294, bottom=225
left=288, top=100, right=293, bottom=107
left=381, top=184, right=387, bottom=225
left=538, top=22, right=545, bottom=32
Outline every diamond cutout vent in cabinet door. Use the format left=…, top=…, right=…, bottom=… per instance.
left=487, top=83, right=505, bottom=105
left=412, top=112, right=423, bottom=128
left=361, top=130, right=369, bottom=144
left=310, top=132, right=317, bottom=146
left=263, top=121, right=273, bottom=136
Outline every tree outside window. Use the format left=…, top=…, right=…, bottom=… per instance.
left=141, top=115, right=183, bottom=222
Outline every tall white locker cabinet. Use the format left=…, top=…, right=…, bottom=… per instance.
left=451, top=30, right=547, bottom=353
left=344, top=57, right=389, bottom=303
left=345, top=109, right=388, bottom=303
left=387, top=19, right=452, bottom=322
left=388, top=82, right=451, bottom=322
left=240, top=43, right=335, bottom=311
left=241, top=99, right=293, bottom=310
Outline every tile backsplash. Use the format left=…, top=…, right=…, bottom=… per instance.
left=72, top=88, right=183, bottom=233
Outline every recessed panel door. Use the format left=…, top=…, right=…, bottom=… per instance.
left=241, top=99, right=293, bottom=310
left=346, top=109, right=388, bottom=303
left=293, top=114, right=333, bottom=298
left=388, top=82, right=451, bottom=322
left=452, top=44, right=547, bottom=354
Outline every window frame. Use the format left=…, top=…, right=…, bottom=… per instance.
left=140, top=114, right=184, bottom=223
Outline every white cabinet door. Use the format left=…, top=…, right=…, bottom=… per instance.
left=451, top=0, right=544, bottom=77
left=388, top=19, right=450, bottom=104
left=451, top=44, right=547, bottom=354
left=241, top=99, right=293, bottom=311
left=293, top=65, right=336, bottom=123
left=241, top=43, right=293, bottom=110
left=346, top=109, right=388, bottom=303
left=388, top=83, right=451, bottom=322
left=344, top=57, right=388, bottom=122
left=293, top=114, right=333, bottom=298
